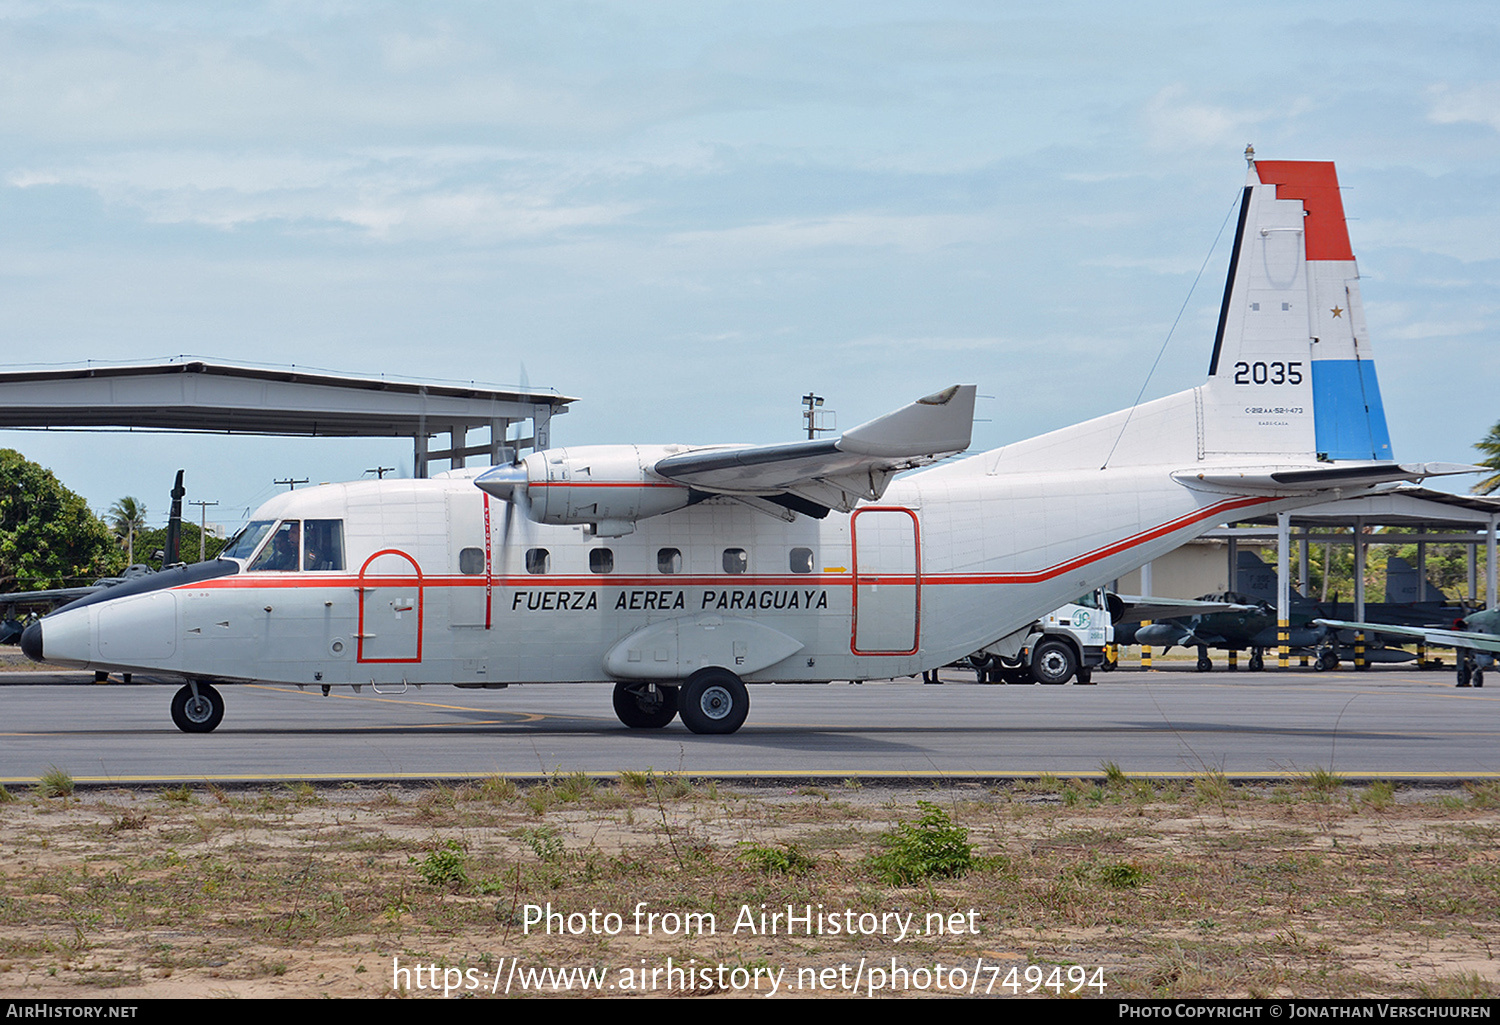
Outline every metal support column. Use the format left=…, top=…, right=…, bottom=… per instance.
left=1354, top=516, right=1367, bottom=670
left=1277, top=511, right=1290, bottom=669
left=1488, top=513, right=1498, bottom=610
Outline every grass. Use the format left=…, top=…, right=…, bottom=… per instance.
left=34, top=766, right=74, bottom=799
left=0, top=780, right=1496, bottom=998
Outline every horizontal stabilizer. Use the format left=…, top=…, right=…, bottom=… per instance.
left=1175, top=462, right=1479, bottom=493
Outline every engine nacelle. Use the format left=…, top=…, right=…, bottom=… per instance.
left=479, top=445, right=694, bottom=536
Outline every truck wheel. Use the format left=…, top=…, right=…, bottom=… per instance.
left=1032, top=640, right=1077, bottom=685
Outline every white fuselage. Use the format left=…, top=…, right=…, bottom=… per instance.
left=44, top=454, right=1294, bottom=689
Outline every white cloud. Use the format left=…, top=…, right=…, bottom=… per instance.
left=1143, top=85, right=1264, bottom=152
left=668, top=212, right=997, bottom=255
left=1428, top=83, right=1500, bottom=133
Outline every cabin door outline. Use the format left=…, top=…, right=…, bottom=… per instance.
left=849, top=506, right=921, bottom=655
left=357, top=548, right=425, bottom=663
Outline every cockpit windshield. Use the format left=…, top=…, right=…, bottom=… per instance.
left=220, top=521, right=275, bottom=562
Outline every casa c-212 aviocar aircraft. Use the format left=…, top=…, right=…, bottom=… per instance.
left=21, top=159, right=1473, bottom=735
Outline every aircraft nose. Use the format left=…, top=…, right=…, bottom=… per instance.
left=20, top=621, right=42, bottom=662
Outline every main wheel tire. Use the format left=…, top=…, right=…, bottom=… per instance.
left=1318, top=652, right=1339, bottom=672
left=1196, top=656, right=1213, bottom=673
left=612, top=682, right=679, bottom=729
left=1474, top=667, right=1485, bottom=688
left=1032, top=640, right=1078, bottom=685
left=1248, top=651, right=1265, bottom=672
left=171, top=682, right=224, bottom=733
left=678, top=668, right=749, bottom=735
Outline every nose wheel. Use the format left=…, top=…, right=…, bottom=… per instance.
left=171, top=682, right=225, bottom=733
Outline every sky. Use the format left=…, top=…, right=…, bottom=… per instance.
left=1, top=1, right=1497, bottom=532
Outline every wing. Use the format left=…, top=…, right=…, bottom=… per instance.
left=1312, top=619, right=1500, bottom=655
left=1113, top=594, right=1261, bottom=625
left=653, top=385, right=976, bottom=513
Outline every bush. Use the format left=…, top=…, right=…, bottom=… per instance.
left=868, top=802, right=977, bottom=886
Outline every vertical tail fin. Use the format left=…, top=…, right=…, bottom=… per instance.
left=1202, top=160, right=1393, bottom=462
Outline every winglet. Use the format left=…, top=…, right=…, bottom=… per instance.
left=838, top=384, right=976, bottom=458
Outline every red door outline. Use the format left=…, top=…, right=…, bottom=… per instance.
left=357, top=548, right=425, bottom=663
left=850, top=506, right=921, bottom=655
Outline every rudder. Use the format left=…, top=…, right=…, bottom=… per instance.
left=1200, top=160, right=1393, bottom=462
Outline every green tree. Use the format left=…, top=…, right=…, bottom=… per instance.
left=108, top=496, right=147, bottom=565
left=0, top=450, right=124, bottom=591
left=1476, top=420, right=1500, bottom=495
left=133, top=521, right=228, bottom=567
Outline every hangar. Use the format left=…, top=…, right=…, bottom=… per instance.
left=0, top=360, right=577, bottom=477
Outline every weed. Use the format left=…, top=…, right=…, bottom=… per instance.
left=1304, top=767, right=1342, bottom=796
left=35, top=766, right=74, bottom=799
left=1097, top=861, right=1147, bottom=888
left=1193, top=770, right=1232, bottom=806
left=160, top=784, right=197, bottom=805
left=1465, top=782, right=1500, bottom=809
left=1360, top=780, right=1395, bottom=810
left=1101, top=761, right=1128, bottom=786
left=519, top=826, right=565, bottom=863
left=411, top=840, right=468, bottom=888
left=868, top=802, right=977, bottom=886
left=479, top=776, right=518, bottom=803
left=617, top=770, right=653, bottom=794
left=284, top=781, right=319, bottom=803
left=553, top=771, right=597, bottom=803
left=737, top=842, right=817, bottom=875
left=0, top=784, right=14, bottom=804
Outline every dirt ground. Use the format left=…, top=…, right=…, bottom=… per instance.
left=0, top=774, right=1497, bottom=999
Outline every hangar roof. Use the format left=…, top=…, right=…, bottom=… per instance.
left=0, top=360, right=576, bottom=437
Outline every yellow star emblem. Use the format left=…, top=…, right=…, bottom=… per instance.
left=1330, top=306, right=1343, bottom=318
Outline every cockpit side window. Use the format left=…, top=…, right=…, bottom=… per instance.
left=302, top=519, right=344, bottom=571
left=249, top=521, right=302, bottom=572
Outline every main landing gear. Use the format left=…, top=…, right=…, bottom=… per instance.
left=170, top=681, right=225, bottom=733
left=611, top=682, right=680, bottom=728
left=612, top=669, right=750, bottom=734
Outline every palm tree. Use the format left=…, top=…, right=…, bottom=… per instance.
left=108, top=496, right=147, bottom=565
left=1476, top=421, right=1500, bottom=495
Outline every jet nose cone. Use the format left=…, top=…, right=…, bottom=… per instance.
left=20, top=621, right=43, bottom=662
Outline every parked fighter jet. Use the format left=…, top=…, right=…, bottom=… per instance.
left=20, top=160, right=1472, bottom=733
left=1314, top=609, right=1500, bottom=687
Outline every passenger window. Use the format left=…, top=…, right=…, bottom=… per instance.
left=657, top=548, right=682, bottom=574
left=590, top=548, right=614, bottom=574
left=790, top=547, right=814, bottom=574
left=459, top=547, right=485, bottom=575
left=722, top=548, right=748, bottom=574
left=302, top=519, right=345, bottom=571
left=525, top=548, right=550, bottom=574
left=250, top=520, right=302, bottom=572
